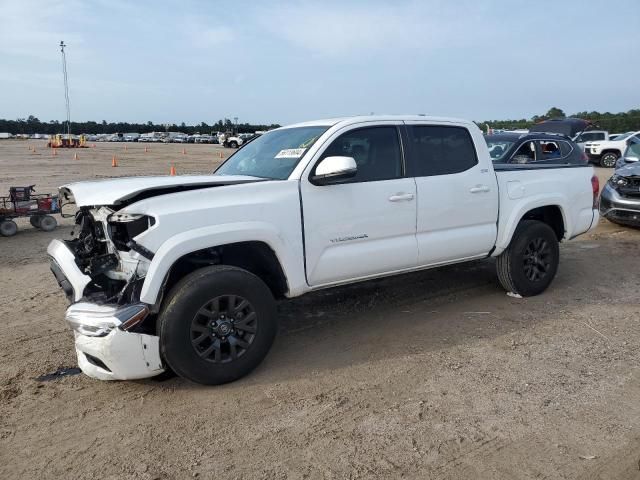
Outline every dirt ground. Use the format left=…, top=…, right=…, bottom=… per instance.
left=1, top=139, right=639, bottom=479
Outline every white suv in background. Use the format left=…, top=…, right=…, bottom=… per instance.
left=585, top=131, right=640, bottom=168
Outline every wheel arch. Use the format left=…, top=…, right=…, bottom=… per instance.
left=145, top=240, right=289, bottom=312
left=139, top=223, right=295, bottom=307
left=496, top=202, right=568, bottom=254
left=601, top=149, right=622, bottom=157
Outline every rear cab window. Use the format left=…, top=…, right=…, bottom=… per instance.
left=406, top=125, right=478, bottom=176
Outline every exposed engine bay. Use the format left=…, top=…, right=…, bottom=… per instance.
left=65, top=206, right=153, bottom=305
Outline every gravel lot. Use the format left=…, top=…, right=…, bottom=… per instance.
left=1, top=140, right=639, bottom=479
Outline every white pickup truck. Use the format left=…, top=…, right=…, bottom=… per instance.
left=48, top=115, right=600, bottom=385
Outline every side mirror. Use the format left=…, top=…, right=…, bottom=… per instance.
left=311, top=156, right=357, bottom=185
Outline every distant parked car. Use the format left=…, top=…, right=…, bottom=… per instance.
left=218, top=132, right=244, bottom=148
left=123, top=133, right=140, bottom=142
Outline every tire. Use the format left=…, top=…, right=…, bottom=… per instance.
left=30, top=216, right=42, bottom=228
left=229, top=141, right=238, bottom=148
left=496, top=220, right=559, bottom=297
left=0, top=220, right=18, bottom=237
left=39, top=215, right=57, bottom=232
left=600, top=152, right=619, bottom=168
left=158, top=265, right=277, bottom=385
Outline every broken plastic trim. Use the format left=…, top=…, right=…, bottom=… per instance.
left=126, top=240, right=155, bottom=260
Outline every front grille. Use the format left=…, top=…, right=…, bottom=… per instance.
left=617, top=177, right=640, bottom=198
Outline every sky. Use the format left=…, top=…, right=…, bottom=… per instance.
left=1, top=0, right=639, bottom=126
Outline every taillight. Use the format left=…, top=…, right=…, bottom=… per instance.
left=591, top=175, right=600, bottom=209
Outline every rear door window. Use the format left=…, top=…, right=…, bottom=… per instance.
left=538, top=140, right=562, bottom=161
left=406, top=125, right=477, bottom=176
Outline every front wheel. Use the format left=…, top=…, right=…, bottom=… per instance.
left=600, top=152, right=618, bottom=168
left=158, top=265, right=277, bottom=385
left=229, top=141, right=238, bottom=148
left=496, top=220, right=559, bottom=297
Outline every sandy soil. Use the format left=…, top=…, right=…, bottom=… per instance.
left=1, top=140, right=639, bottom=479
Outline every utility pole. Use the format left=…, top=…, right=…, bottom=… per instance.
left=60, top=41, right=71, bottom=139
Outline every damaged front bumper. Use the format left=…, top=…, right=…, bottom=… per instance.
left=48, top=240, right=165, bottom=381
left=69, top=302, right=164, bottom=380
left=600, top=183, right=640, bottom=227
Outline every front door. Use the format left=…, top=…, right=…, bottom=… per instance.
left=300, top=125, right=418, bottom=286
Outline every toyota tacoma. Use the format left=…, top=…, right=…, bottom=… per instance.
left=48, top=116, right=600, bottom=385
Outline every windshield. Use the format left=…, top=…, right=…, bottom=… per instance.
left=485, top=138, right=515, bottom=162
left=611, top=132, right=634, bottom=142
left=624, top=136, right=640, bottom=160
left=215, top=126, right=329, bottom=179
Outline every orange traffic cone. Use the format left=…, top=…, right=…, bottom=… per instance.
left=73, top=152, right=79, bottom=160
left=33, top=147, right=37, bottom=154
left=124, top=145, right=128, bottom=151
left=144, top=146, right=148, bottom=153
left=92, top=144, right=96, bottom=148
left=112, top=155, right=118, bottom=167
left=170, top=165, right=176, bottom=176
left=52, top=148, right=57, bottom=157
left=218, top=151, right=223, bottom=158
left=182, top=148, right=186, bottom=155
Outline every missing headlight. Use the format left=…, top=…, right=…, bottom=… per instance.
left=108, top=214, right=154, bottom=251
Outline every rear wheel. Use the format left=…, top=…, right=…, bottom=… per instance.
left=600, top=152, right=618, bottom=168
left=39, top=215, right=57, bottom=232
left=158, top=265, right=277, bottom=385
left=496, top=220, right=559, bottom=296
left=0, top=220, right=18, bottom=237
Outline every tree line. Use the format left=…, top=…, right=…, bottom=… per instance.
left=1, top=108, right=639, bottom=136
left=481, top=108, right=640, bottom=132
left=0, top=116, right=281, bottom=135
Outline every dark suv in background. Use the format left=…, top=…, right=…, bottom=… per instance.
left=484, top=132, right=587, bottom=165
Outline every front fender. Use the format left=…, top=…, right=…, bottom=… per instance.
left=138, top=221, right=304, bottom=305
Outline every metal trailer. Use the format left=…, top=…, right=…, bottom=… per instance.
left=0, top=186, right=60, bottom=237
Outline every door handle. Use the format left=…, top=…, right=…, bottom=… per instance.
left=469, top=185, right=491, bottom=194
left=388, top=193, right=415, bottom=202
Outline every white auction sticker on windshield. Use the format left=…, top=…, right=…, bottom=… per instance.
left=275, top=148, right=306, bottom=159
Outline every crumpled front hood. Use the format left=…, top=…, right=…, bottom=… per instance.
left=616, top=162, right=640, bottom=177
left=60, top=175, right=263, bottom=207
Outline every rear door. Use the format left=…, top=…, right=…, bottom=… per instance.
left=300, top=123, right=418, bottom=286
left=404, top=122, right=499, bottom=265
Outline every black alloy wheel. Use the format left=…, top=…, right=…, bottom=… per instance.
left=190, top=295, right=258, bottom=363
left=523, top=237, right=552, bottom=282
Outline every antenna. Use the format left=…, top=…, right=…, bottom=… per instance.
left=60, top=41, right=71, bottom=139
